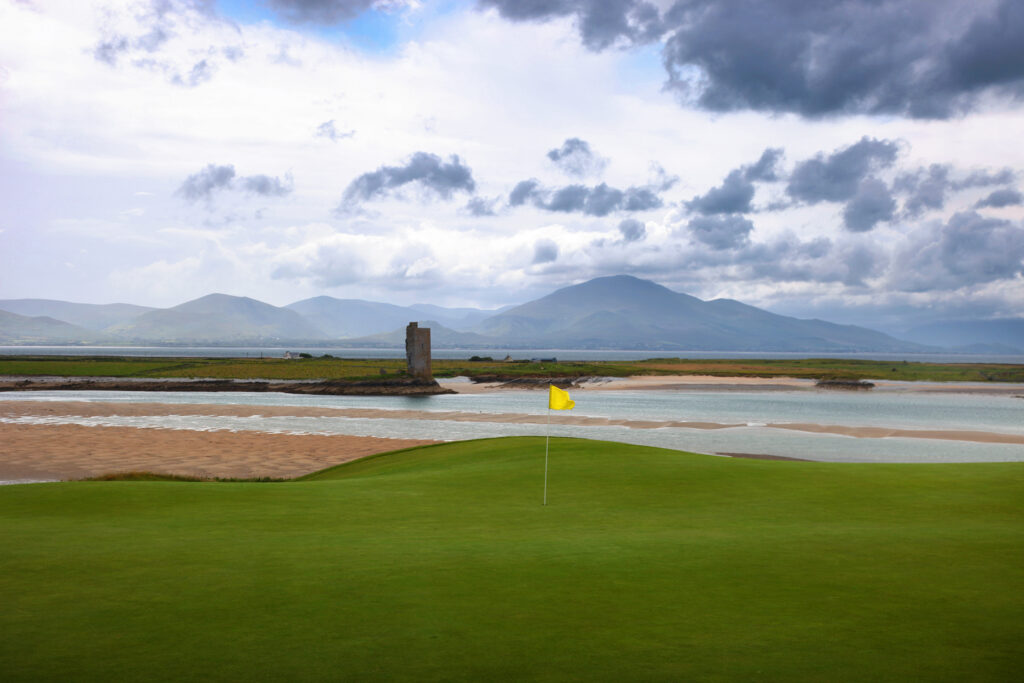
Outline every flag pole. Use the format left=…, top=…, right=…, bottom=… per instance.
left=543, top=406, right=550, bottom=506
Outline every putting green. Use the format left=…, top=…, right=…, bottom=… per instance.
left=2, top=437, right=1022, bottom=681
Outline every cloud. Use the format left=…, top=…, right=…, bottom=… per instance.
left=686, top=214, right=754, bottom=250
left=532, top=238, right=559, bottom=264
left=687, top=170, right=754, bottom=215
left=686, top=147, right=783, bottom=215
left=952, top=168, right=1017, bottom=190
left=787, top=137, right=899, bottom=204
left=618, top=218, right=646, bottom=242
left=339, top=152, right=476, bottom=210
left=546, top=137, right=607, bottom=177
left=315, top=120, right=355, bottom=141
left=176, top=164, right=236, bottom=201
left=478, top=0, right=665, bottom=50
left=976, top=188, right=1023, bottom=208
left=894, top=164, right=1018, bottom=216
left=891, top=211, right=1024, bottom=291
left=842, top=178, right=896, bottom=232
left=240, top=173, right=295, bottom=197
left=894, top=164, right=950, bottom=217
left=267, top=0, right=380, bottom=24
left=465, top=196, right=499, bottom=216
left=507, top=180, right=663, bottom=216
left=661, top=0, right=1024, bottom=119
left=486, top=1, right=1024, bottom=119
left=509, top=179, right=542, bottom=207
left=176, top=164, right=294, bottom=203
left=170, top=59, right=214, bottom=87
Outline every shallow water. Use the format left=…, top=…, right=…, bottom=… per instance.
left=2, top=388, right=1022, bottom=464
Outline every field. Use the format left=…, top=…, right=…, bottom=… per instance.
left=2, top=437, right=1022, bottom=681
left=2, top=354, right=1024, bottom=382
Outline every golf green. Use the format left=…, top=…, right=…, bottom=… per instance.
left=2, top=437, right=1022, bottom=681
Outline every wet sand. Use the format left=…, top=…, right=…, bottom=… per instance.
left=577, top=375, right=1024, bottom=394
left=0, top=413, right=437, bottom=482
left=3, top=398, right=1023, bottom=483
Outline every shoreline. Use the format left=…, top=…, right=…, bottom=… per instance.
left=4, top=397, right=1022, bottom=444
left=1, top=373, right=1022, bottom=396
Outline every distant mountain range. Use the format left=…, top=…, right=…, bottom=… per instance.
left=1, top=276, right=1019, bottom=353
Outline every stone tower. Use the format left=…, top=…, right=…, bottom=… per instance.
left=405, top=322, right=432, bottom=380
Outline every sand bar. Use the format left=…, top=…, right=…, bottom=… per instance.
left=0, top=421, right=437, bottom=482
left=3, top=399, right=1022, bottom=447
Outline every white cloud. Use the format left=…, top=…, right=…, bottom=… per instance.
left=0, top=0, right=1021, bottom=324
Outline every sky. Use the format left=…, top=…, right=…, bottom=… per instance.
left=1, top=0, right=1023, bottom=333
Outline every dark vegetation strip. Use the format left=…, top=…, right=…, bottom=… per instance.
left=0, top=355, right=1022, bottom=383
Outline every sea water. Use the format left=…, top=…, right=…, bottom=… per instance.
left=2, top=387, right=1021, bottom=464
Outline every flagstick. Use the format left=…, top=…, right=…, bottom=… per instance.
left=543, top=407, right=550, bottom=506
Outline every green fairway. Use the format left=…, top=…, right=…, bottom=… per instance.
left=2, top=438, right=1022, bottom=681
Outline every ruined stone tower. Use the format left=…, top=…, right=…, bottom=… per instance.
left=405, top=322, right=432, bottom=380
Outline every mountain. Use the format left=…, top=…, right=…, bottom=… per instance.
left=408, top=303, right=509, bottom=330
left=285, top=297, right=504, bottom=337
left=0, top=310, right=101, bottom=343
left=472, top=275, right=925, bottom=352
left=110, top=294, right=327, bottom=343
left=898, top=319, right=1024, bottom=353
left=0, top=299, right=153, bottom=331
left=285, top=297, right=425, bottom=338
left=344, top=320, right=498, bottom=348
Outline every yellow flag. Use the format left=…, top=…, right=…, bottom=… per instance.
left=548, top=385, right=575, bottom=410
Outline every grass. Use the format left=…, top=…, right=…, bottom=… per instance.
left=1, top=437, right=1022, bottom=681
left=2, top=354, right=1024, bottom=382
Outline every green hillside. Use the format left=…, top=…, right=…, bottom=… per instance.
left=2, top=438, right=1022, bottom=681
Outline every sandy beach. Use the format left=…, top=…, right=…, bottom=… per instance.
left=0, top=403, right=437, bottom=482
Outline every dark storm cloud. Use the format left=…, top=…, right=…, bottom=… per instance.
left=268, top=0, right=377, bottom=24
left=508, top=180, right=663, bottom=216
left=975, top=188, right=1024, bottom=208
left=618, top=218, right=646, bottom=242
left=664, top=0, right=1024, bottom=119
left=315, top=120, right=355, bottom=141
left=686, top=148, right=783, bottom=215
left=482, top=1, right=1024, bottom=119
left=892, top=212, right=1024, bottom=291
left=478, top=0, right=664, bottom=50
left=533, top=238, right=559, bottom=264
left=176, top=164, right=236, bottom=201
left=176, top=164, right=294, bottom=202
left=340, top=152, right=476, bottom=209
left=842, top=178, right=896, bottom=232
left=546, top=138, right=607, bottom=177
left=687, top=214, right=753, bottom=250
left=240, top=173, right=294, bottom=197
left=786, top=137, right=899, bottom=204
